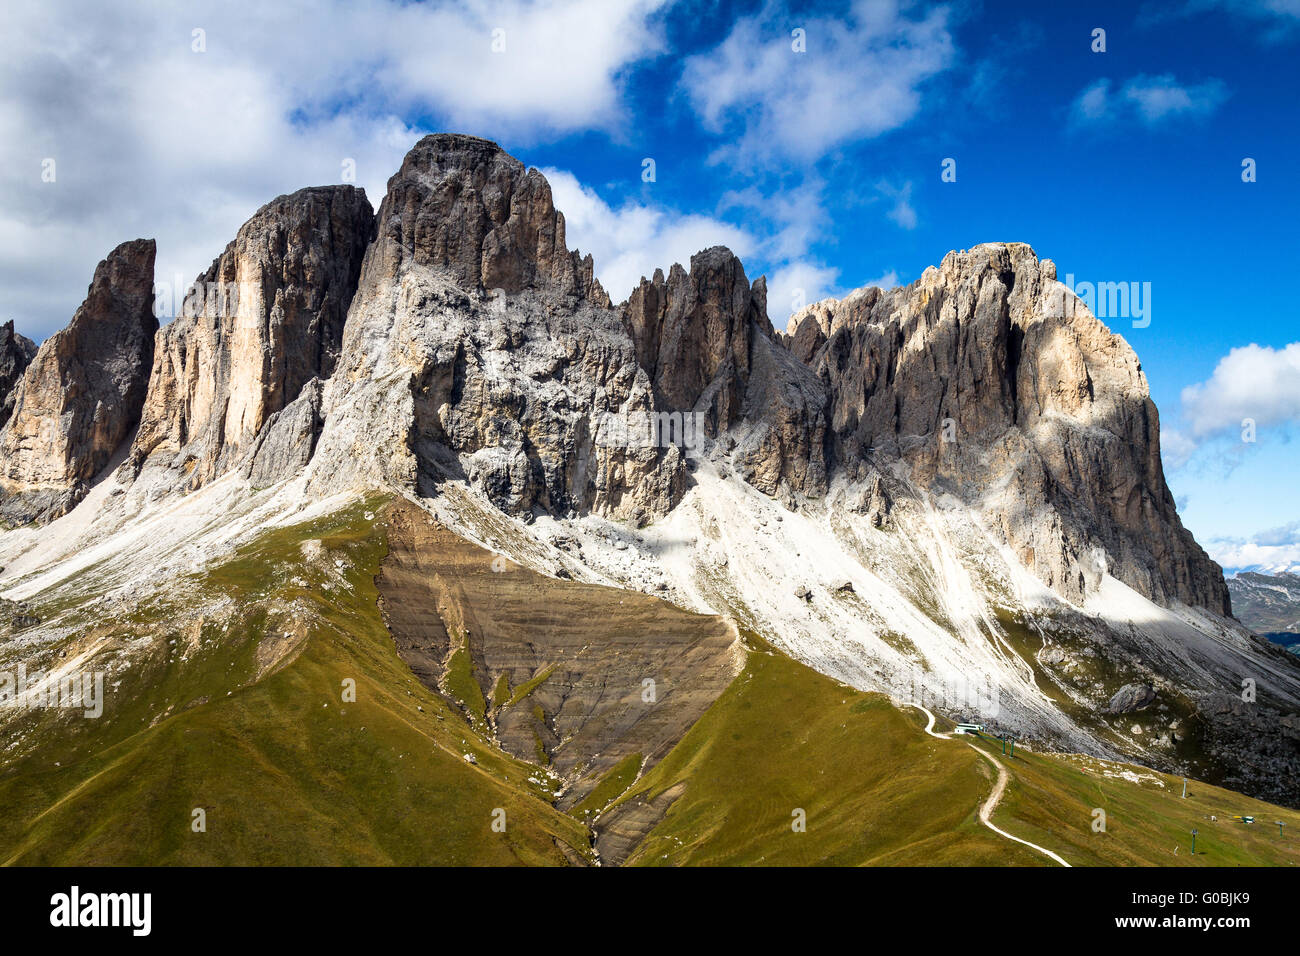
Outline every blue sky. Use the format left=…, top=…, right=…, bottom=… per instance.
left=1, top=0, right=1297, bottom=569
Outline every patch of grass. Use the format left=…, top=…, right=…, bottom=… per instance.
left=572, top=752, right=642, bottom=818
left=504, top=664, right=555, bottom=708
left=492, top=673, right=511, bottom=709
left=609, top=632, right=1028, bottom=866
left=973, top=736, right=1300, bottom=867
left=444, top=638, right=486, bottom=728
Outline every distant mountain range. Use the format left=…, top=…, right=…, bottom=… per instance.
left=1228, top=571, right=1300, bottom=653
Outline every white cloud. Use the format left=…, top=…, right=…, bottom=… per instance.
left=1209, top=539, right=1300, bottom=574
left=1075, top=80, right=1112, bottom=121
left=877, top=181, right=918, bottom=230
left=1123, top=74, right=1230, bottom=122
left=1255, top=519, right=1300, bottom=547
left=718, top=178, right=830, bottom=264
left=0, top=0, right=673, bottom=340
left=680, top=0, right=955, bottom=166
left=373, top=0, right=673, bottom=133
left=540, top=169, right=757, bottom=305
left=863, top=270, right=901, bottom=291
left=1071, top=74, right=1228, bottom=127
left=1181, top=342, right=1300, bottom=438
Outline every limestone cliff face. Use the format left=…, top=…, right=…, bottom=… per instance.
left=307, top=134, right=684, bottom=523
left=621, top=247, right=828, bottom=498
left=0, top=321, right=38, bottom=431
left=129, top=186, right=374, bottom=489
left=370, top=134, right=606, bottom=303
left=787, top=242, right=1229, bottom=614
left=0, top=239, right=157, bottom=523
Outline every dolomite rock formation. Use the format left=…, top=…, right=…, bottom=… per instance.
left=306, top=135, right=832, bottom=521
left=10, top=135, right=1223, bottom=620
left=368, top=133, right=606, bottom=303
left=787, top=242, right=1229, bottom=614
left=0, top=239, right=157, bottom=523
left=0, top=321, right=38, bottom=431
left=305, top=134, right=684, bottom=523
left=621, top=248, right=829, bottom=497
left=129, top=185, right=374, bottom=489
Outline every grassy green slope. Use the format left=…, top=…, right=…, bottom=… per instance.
left=604, top=639, right=1300, bottom=866
left=0, top=498, right=588, bottom=865
left=4, top=497, right=1299, bottom=867
left=605, top=635, right=1039, bottom=866
left=967, top=734, right=1300, bottom=867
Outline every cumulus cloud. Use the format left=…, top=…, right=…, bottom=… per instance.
left=0, top=0, right=673, bottom=339
left=1071, top=74, right=1229, bottom=127
left=1208, top=538, right=1300, bottom=574
left=540, top=169, right=757, bottom=305
left=1181, top=343, right=1300, bottom=438
left=680, top=0, right=955, bottom=166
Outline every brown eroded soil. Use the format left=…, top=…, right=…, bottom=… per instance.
left=376, top=498, right=743, bottom=807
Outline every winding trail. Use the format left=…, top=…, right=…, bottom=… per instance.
left=909, top=704, right=1070, bottom=866
left=913, top=703, right=951, bottom=739
left=967, top=744, right=1072, bottom=867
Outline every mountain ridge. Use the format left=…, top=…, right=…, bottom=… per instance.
left=2, top=132, right=1298, bottom=814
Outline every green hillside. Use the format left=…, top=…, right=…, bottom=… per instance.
left=2, top=496, right=1298, bottom=867
left=0, top=498, right=587, bottom=865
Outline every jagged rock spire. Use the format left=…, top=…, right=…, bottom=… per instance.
left=0, top=239, right=158, bottom=523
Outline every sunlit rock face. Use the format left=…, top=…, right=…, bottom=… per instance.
left=128, top=185, right=375, bottom=491
left=0, top=239, right=157, bottom=523
left=787, top=242, right=1229, bottom=615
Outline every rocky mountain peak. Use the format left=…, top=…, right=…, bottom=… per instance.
left=368, top=132, right=606, bottom=304
left=791, top=240, right=1228, bottom=614
left=0, top=238, right=158, bottom=523
left=621, top=244, right=826, bottom=497
left=0, top=320, right=38, bottom=431
left=622, top=244, right=768, bottom=415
